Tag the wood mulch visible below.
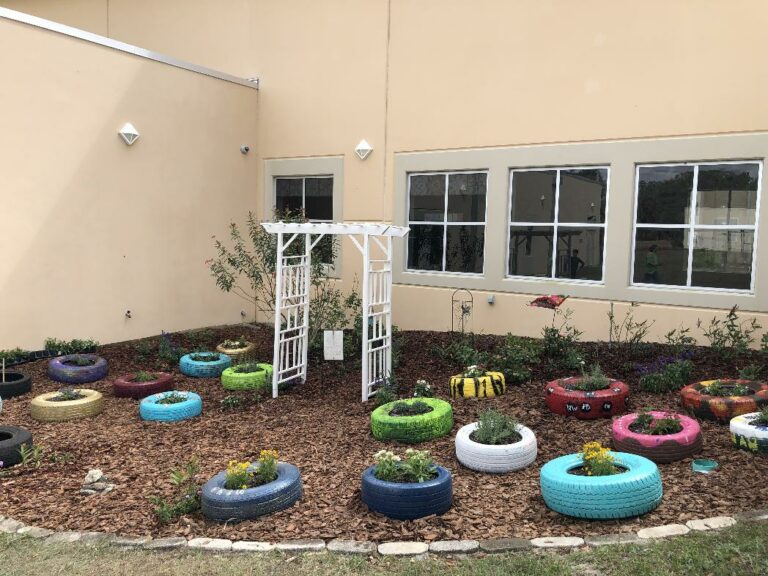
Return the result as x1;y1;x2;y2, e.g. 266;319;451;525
0;325;766;542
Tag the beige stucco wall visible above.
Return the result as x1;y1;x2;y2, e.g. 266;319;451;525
3;0;768;344
0;16;258;349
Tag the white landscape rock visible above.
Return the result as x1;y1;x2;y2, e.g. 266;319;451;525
686;517;737;531
637;524;690;539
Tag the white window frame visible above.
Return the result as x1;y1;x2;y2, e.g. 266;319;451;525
630;160;762;294
274;175;334;225
506;166;610;284
405;170;489;276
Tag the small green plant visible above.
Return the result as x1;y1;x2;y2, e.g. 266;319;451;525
373;376;397;407
631;409;683;435
471;409;521;445
413;379;433;398
49;451;75;464
224;450;280;490
19;444;45;469
231;362;265;374
149;459;201;524
463;364;486;378
221;337;250;349
64;355;95;366
134;339;154;362
432;335;481;368
485;335;539;385
0;348;29;364
50;387;85;402
541;308;583;370
373;448;437;483
706;380;750;397
158;332;185;365
762;333;768;356
697;305;761;358
579;442;621;476
185;329;214;349
607;302;654;355
739;365;762;381
44;338;99;355
749;407;768;427
156;392;187;405
133;371;158;382
220;395;243;410
568;364;610;391
389;400;432;417
638;359;693;393
189;352;220;362
664;326;697;354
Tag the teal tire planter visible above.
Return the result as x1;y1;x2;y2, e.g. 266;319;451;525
370;398;453;443
540;451;662;519
179;353;231;378
221;363;273;391
140;391;202;422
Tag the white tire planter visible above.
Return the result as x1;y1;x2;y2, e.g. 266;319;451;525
730;412;768;454
455;422;537;473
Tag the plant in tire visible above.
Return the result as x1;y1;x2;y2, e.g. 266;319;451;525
730;407;768;454
612;409;702;463
455;409;538;473
224;450;279;489
361;449;452;520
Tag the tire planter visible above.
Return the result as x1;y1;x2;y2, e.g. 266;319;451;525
221;364;273;391
361;465;452;520
544;377;629;419
179;353;231;378
612;411;702;463
730;412;768;454
0;426;33;467
449;371;506;398
540;451;662;519
371;398;453;443
681;379;768;423
113;372;174;399
455;422;537;473
0;372;32;399
48;355;108;384
139;391;202;422
215;342;255;360
201;462;302;522
29;389;104;422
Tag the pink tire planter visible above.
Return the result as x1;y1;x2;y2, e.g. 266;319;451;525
612;411;702;463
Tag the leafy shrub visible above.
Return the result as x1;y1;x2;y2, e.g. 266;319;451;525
762;333;768;356
739;364;762;381
413;379;433;398
484;335;539;385
149;459;200;524
133;371;158;382
697;305;761;358
373;376;397;407
373;449;437;483
220;396;243;411
541;308;583;370
631;409;683;435
579;442;620;476
389;400;432;417
664;326;697;354
0;348;28;364
638;358;693;393
607;302;654;354
432;336;480;367
44;338;99;355
158;332;185;365
471;409;521;445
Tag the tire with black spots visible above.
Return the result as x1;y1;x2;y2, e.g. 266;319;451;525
544;377;629;419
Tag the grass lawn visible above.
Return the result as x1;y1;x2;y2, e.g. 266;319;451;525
0;522;766;576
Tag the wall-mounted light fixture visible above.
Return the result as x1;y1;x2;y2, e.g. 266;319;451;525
355;139;373;160
118;122;140;146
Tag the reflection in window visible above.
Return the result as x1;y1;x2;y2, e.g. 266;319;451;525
407;172;487;274
508;167;608;281
633;162;760;291
275;176;334;263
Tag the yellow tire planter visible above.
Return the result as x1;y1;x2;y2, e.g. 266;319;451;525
216;342;255;360
221;363;274;391
450;371;506;398
29;389;104;422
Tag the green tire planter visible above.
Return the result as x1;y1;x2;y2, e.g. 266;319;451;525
221;363;274;391
371;398;454;444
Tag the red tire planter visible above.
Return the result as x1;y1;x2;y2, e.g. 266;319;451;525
612;411;702;463
113;373;174;399
545;377;629;419
680;379;768;424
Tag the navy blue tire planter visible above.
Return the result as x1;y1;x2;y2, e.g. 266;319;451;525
360;465;453;520
179;353;231;378
540;452;662;519
201;462;303;522
139;391;202;422
48;355;108;384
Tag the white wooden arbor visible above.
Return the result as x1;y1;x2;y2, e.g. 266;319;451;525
261;222;410;401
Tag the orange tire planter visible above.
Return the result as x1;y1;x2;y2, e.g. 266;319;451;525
680;379;768;423
544;377;629;419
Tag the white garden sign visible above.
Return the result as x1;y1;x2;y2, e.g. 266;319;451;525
261;222;409;401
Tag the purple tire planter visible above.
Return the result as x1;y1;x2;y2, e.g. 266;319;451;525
47;355;108;384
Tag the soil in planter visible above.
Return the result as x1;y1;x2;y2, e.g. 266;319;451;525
388;401;433;417
568;465;629;476
189;353;220;363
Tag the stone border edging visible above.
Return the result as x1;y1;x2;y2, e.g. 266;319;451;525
0;510;764;557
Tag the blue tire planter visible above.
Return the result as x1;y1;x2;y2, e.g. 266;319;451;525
360;465;453;520
139;391;202;422
179;353;231;378
48;355;108;384
540;451;662;519
201;462;303;522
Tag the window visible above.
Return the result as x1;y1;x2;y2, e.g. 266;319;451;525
406;171;487;274
632;162;760;291
507;167;608;281
275;176;334;262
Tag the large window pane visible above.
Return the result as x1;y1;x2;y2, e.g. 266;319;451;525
275;178;303;214
554;227;604;281
445;225;484;273
632;228;688;286
558;169;608;223
508;226;553;277
407;224;443;271
510;170;556;222
304;177;333;220
696;164;759;226
691;230;754;290
409;174;445;222
447;173;486;222
637;165;693;224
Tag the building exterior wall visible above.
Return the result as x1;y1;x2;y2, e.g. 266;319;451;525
2;0;768;343
0;15;259;349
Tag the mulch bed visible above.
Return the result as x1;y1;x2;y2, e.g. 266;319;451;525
0;325;766;542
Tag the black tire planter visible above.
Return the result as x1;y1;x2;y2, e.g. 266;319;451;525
0;426;33;467
360;465;453;520
48;355;108;384
201;462;303;522
0;372;32;399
